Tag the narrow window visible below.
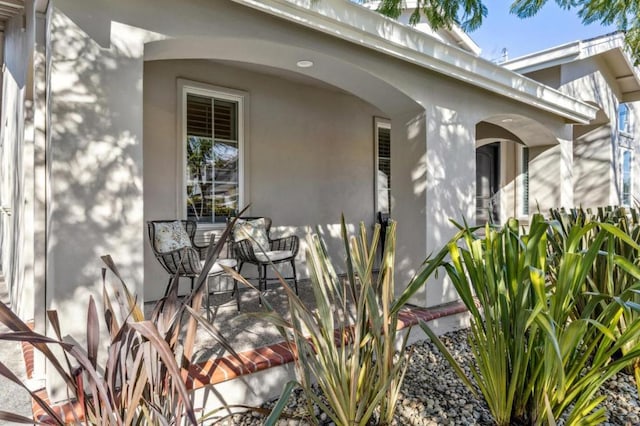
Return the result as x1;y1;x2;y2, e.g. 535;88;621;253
183;86;243;224
619;103;630;134
520;146;529;216
622;149;632;206
375;118;391;215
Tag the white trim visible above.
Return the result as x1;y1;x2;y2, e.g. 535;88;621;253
517;145;530;219
230;0;597;124
621;148;633;207
176;79;248;224
374;117;391;218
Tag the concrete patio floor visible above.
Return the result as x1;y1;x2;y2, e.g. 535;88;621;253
144;277;324;361
0;274;35;425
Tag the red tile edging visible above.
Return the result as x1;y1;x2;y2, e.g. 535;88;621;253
184;300;468;390
26;301;467;423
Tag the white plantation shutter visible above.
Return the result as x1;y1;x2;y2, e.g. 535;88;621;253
521;147;529;216
376;120;391;215
185;92;240;224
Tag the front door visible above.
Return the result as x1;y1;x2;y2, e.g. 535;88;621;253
476;143;500;224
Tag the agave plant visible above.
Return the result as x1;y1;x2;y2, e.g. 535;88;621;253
423;214;640;425
226;216;444;426
0;218;242;425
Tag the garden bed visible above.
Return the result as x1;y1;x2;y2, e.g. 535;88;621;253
220;329;640;426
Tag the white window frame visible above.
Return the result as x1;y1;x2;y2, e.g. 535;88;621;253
374;117;391;218
177;79;248;228
619;103;632;135
621;148;633;207
517;145;530;219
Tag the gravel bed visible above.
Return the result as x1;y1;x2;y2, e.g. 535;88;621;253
216;329;640;425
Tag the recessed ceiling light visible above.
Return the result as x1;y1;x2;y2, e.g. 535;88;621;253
296;60;314;68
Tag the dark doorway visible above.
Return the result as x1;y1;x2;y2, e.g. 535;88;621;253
476;142;500;224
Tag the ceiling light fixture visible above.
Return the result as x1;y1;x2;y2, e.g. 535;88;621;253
296;60;314;68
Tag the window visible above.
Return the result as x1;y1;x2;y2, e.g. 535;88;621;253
519;146;529;217
181;82;244;224
375;118;391;215
619;103;631;134
621;149;632;206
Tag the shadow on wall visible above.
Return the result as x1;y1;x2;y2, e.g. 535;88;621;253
566;72;618;206
47;11;144;339
419;105;475;305
573;125;613;208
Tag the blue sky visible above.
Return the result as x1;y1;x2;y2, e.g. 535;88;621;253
468;2;616;61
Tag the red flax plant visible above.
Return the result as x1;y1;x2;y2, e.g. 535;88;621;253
0;218;242;425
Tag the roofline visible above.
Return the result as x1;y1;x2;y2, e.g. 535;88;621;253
503;32;640;102
232;0;597;124
502;32;628;74
361;0;482;55
442;25;482;56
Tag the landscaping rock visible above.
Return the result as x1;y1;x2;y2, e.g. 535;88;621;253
221;330;640;425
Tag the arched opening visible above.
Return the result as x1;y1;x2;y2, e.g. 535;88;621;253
142;37;424;301
475;114;558;224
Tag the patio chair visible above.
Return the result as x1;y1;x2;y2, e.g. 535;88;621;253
147;219;240;311
377;211;390;261
229;216;299;294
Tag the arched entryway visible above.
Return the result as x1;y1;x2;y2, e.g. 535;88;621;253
475;114;559;225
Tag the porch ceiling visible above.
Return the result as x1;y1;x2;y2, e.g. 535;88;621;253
211;60;353;96
481;115;557;147
0;0;24;31
145;38;422;116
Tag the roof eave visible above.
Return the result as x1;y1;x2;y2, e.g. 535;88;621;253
231;0;597;124
504;32;640;104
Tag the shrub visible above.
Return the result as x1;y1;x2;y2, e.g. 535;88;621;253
229;217;442;426
0;221;241;425
425;214;640;425
548;206;640;389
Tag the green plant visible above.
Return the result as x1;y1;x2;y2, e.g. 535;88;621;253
228;217;442;425
0;220;242;425
548;206;640;390
425;214;640;425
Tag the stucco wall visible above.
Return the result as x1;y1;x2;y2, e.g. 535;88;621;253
521;57;626;209
573;125;614;208
143;59;384;301
46;0;576;317
560;59;620;206
46;6;161;345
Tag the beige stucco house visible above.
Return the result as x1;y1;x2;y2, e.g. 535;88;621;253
503;32;639;211
2;0;636;392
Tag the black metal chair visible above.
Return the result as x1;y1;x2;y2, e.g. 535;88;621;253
229;217;299;294
147;219;240;310
378;211;390;261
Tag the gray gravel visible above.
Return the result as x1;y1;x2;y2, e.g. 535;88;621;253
217;329;640;425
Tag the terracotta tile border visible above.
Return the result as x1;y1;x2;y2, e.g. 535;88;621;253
183;301;467;390
25;302;467;423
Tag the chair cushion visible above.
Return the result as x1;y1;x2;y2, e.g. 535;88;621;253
255;250;294;263
154;221;192;253
233;218;270;252
200;258;238;275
